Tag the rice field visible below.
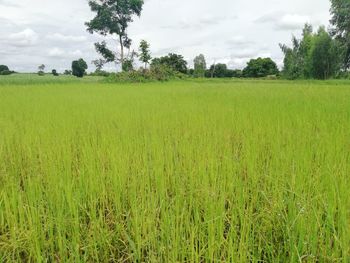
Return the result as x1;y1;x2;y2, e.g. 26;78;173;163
0;78;350;262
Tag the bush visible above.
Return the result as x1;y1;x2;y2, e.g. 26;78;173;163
105;65;187;83
38;71;45;76
64;70;72;75
90;70;111;77
52;69;59;76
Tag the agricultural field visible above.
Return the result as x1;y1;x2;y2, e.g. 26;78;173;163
0;76;350;262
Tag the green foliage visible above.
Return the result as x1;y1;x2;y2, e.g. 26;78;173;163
0;65;9;73
310;27;341;79
0;65;13;76
151;53;188;74
94;42;115;63
209;63;227;78
72;58;88;78
280;25;341;79
106;64;185;83
52;69;59;76
139;40;152;69
193;54;206;78
243;57;279;78
86;0;144;70
330;0;350;69
38;64;45;76
64;70;72;75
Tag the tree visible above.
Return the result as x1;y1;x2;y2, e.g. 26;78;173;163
193;54;206;78
209;63;228;78
310;27;340;79
280;24;341;79
86;0;144;71
151;53;187;73
52;69;59;76
38;64;45;76
64;70;72;75
139;40;151;69
243;58;279;78
92;58;107;72
0;65;9;73
72;59;88;78
330;0;350;69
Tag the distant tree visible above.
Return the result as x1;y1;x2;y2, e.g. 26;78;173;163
151;53;187;73
52;69;59;76
209;63;228;78
0;65;9;73
330;0;350;69
243;58;279;78
64;70;72;75
38;64;45;76
72;58;88;78
193;54;206;78
139;40;151;69
92;58;107;72
86;0;144;71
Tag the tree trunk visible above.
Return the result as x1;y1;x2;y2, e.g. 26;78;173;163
119;35;124;72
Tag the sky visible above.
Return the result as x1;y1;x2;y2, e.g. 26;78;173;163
0;0;331;72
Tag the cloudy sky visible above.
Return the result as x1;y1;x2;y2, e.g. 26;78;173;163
0;0;331;72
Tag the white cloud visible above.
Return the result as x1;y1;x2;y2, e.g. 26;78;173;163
7;28;38;46
277;14;310;30
48;47;65;57
46;33;87;43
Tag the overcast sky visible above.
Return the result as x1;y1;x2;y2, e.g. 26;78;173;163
0;0;331;72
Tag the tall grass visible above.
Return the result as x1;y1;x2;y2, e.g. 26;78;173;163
0;80;349;262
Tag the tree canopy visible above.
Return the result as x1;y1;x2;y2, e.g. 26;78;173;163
280;24;340;79
86;0;144;71
193;54;206;78
72;59;88;78
151;53;188;74
243;58;279;78
330;0;350;69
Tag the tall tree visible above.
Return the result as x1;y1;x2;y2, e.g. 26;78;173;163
330;0;350;69
86;0;144;71
139;40;151;69
193;54;206;78
310;27;340;79
280;24;341;79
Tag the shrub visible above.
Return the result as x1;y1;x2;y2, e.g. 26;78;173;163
0;70;13;75
90;70;111;77
105;65;187;83
38;71;45;76
52;69;59;76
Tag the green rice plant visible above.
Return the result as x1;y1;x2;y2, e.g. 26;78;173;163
0;79;349;262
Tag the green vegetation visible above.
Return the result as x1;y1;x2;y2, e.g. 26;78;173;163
0;78;349;262
280;25;341;79
86;0;144;71
0;65;14;75
72;59;88;78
